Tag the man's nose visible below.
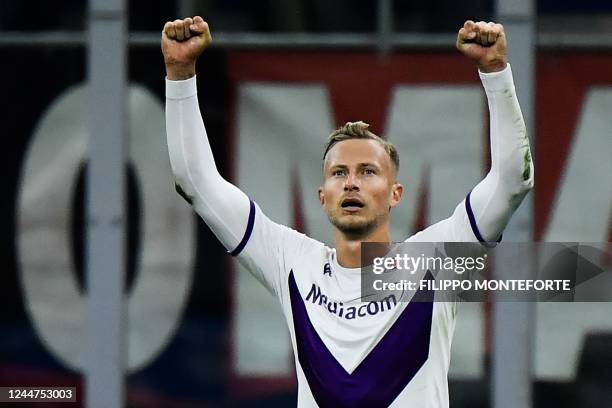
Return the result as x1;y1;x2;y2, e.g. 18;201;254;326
344;173;360;191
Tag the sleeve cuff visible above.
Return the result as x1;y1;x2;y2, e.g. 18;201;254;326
166;75;198;100
478;63;514;92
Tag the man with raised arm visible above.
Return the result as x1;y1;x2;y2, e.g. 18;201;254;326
163;16;533;408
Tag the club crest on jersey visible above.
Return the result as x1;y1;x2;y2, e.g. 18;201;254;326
323;263;332;277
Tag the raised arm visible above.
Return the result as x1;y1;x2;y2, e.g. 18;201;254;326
162;17;251;253
411;21;533;244
457;20;534;242
162;17;316;296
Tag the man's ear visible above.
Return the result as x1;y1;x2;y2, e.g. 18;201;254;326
390;183;404;208
318;186;325;206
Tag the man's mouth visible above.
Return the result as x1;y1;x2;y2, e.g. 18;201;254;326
341;197;365;212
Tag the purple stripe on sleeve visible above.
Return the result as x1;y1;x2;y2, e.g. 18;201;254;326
230;199;256;256
465;191;502;247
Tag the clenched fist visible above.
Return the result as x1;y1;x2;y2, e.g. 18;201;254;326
456;20;507;73
162;16;212;80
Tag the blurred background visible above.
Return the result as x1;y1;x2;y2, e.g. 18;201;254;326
1;0;611;407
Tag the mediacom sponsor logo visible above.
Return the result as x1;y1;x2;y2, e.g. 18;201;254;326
305;283;397;320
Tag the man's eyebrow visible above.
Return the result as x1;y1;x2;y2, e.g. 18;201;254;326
328;164;348;170
327;163;381;170
357;162;381;168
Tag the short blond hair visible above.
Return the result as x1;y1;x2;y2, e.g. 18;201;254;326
322;121;399;172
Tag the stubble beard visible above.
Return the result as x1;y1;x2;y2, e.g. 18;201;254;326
328;211;384;240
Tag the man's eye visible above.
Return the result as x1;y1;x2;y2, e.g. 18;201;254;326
332;170;346;176
364;168;376;175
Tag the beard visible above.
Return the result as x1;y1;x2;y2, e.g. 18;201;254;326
327;210;385;240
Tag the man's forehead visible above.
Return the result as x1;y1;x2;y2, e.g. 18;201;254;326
324;139;389;168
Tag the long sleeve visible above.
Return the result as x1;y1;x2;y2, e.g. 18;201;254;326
166;75;318;297
469;63;534;241
166;75;251;253
408;64;534;244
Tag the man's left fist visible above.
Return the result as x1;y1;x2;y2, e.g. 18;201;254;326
456;20;507;73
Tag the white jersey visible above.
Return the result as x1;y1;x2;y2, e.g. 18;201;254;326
232;193;485;408
165;64;534;408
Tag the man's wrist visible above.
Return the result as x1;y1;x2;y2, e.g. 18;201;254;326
165;61;196;80
477;59;508;73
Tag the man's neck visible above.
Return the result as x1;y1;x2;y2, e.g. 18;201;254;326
334;225;390;268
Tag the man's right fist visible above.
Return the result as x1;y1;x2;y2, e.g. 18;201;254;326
162;16;212;80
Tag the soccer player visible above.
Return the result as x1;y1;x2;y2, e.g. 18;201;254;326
162;16;533;408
